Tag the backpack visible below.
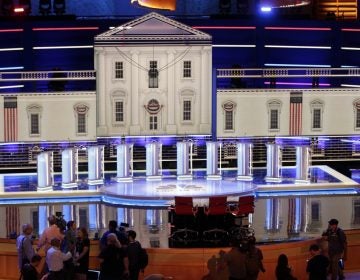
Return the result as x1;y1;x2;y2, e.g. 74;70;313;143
139;247;148;270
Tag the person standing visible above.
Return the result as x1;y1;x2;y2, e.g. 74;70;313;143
46;238;72;280
275;254;297;280
74;227;90;280
62;220;76;254
100;220;128;250
127;230;145;280
21;254;42;280
246;236;266;280
62;221;77;280
322;218;347;280
224;238;247;280
16;223;35;271
98;233;129;280
37;215;64;254
306;244;329;280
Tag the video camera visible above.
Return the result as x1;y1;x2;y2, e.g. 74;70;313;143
55;212;67;232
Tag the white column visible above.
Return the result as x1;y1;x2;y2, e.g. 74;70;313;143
96;49;107;135
200;47;211;133
62;205;74;222
37;152;54;191
38;205;49;235
88;146;104;184
166;50;176;133
130;51;140;135
88;204;99;231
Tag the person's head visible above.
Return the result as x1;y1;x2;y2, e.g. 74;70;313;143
50;238;61;248
248;236;256;246
277;254;289;267
106;233;120;248
22;224;33;235
309;244;321;256
67;220;76;230
108;220;117;231
48;215;57;226
77;227;88;240
127;230;137;241
328;218;339;231
30;254;41;267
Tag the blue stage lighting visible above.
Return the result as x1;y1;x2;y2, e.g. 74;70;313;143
260;6;272;12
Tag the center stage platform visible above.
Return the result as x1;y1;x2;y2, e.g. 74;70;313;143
0;165;358;207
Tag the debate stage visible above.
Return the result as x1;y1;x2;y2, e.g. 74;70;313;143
0;165;358;207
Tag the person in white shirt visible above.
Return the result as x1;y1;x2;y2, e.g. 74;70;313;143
45;238;72;280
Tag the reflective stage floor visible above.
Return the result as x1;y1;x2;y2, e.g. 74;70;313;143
0;165;358;207
0;165;359;244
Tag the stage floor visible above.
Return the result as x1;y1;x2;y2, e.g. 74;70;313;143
0;165;358;207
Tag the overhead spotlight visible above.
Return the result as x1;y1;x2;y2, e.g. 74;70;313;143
39;0;51;16
131;0;176;11
53;0;65;16
261;6;272;12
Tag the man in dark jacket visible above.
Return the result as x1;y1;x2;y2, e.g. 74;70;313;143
322;219;347;280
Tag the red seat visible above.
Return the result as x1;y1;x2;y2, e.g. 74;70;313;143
230;195;255;216
174;196;197;216
205;196;228;216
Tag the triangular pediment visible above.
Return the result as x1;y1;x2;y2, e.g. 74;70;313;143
95;12;212;46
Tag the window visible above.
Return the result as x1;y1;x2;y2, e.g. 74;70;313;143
183;61;191;78
353;100;360;129
267;100;281;131
150;115;158;130
27;105;42;137
222;101;236;131
31;210;39;237
78;114;86;133
74;103;89;135
115;61;123;79
310;100;323;130
79;208;88;229
313;109;321;129
115;101;124;122
183;100;191;121
356;108;360;128
311;201;320;222
149;60;158;88
30;114;40;135
270;109;279;130
352;199;360;225
145;99;162;131
225;111;233;130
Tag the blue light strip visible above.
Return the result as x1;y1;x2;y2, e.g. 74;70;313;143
264;63;331;68
0;66;24;71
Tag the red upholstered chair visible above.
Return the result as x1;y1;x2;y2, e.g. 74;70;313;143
205;196;228;216
174;196;197;216
230;195;255;216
